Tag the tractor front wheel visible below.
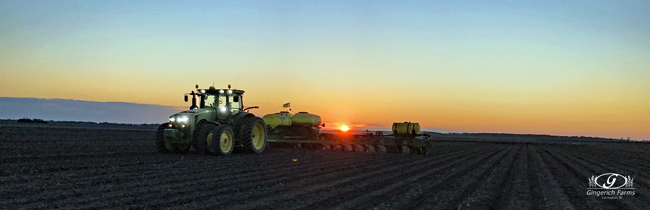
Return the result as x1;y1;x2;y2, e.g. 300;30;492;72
240;117;268;154
155;123;172;153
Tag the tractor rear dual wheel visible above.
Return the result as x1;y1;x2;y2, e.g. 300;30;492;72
207;125;235;156
194;123;236;156
239;117;268;154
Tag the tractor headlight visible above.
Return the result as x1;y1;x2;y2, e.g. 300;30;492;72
227;90;232;94
219;107;227;112
169;117;175;122
200;89;205;94
177;115;190;123
219;90;224;94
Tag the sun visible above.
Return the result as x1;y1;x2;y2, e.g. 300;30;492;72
341;125;349;132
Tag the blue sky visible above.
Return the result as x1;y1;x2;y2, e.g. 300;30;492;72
1;1;649;139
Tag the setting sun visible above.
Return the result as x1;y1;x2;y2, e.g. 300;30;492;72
341;125;349;132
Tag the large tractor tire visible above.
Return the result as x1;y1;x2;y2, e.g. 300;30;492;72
240;117;268;154
155;123;171;153
193;123;217;155
208;125;235;156
156;123;181;153
156;123;188;154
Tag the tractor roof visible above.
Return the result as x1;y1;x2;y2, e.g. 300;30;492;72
202;86;245;95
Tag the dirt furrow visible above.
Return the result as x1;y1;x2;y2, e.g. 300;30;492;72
562;145;650;187
0;151;154;163
457;144;521;209
323;145;509;210
199;147;485;210
17;151;403;208
523;144;544;209
528;145;575;210
49;151;421;209
299;145;503;210
537;146;616;210
543;146;650;208
150;151;472;209
497;144;535;209
151;146;476;209
3;125;648;209
407;146;515;210
572;145;650;175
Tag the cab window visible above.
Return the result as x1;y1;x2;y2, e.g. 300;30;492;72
204;95;217;107
218;95;227;108
230;94;242;112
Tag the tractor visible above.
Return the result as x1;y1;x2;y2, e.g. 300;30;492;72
155;84;267;155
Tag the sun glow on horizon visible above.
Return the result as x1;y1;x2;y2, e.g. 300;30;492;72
0;1;648;140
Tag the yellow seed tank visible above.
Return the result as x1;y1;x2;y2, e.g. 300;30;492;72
392;122;420;135
291;112;322;127
262;111;293;128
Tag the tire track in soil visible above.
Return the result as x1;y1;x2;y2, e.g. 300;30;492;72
196;147;488;210
528;145;574;210
140;148;477;209
537;146;615;210
542;146;650;208
319;145;509;210
292;144;498;209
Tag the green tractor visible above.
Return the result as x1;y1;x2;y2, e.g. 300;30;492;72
155;84;268;155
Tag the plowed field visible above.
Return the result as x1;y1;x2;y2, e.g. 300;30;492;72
1;125;649;209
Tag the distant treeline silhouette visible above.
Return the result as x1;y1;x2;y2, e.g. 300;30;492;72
425;131;644;143
17;118;48;124
1;119;159;129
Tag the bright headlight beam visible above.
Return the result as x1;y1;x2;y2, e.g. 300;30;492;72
177;116;189;123
169;117;175;122
220;107;227;112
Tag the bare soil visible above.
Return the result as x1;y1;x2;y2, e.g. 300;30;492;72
1;125;648;209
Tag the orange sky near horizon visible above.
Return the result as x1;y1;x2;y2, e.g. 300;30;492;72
3;73;647;140
1;1;649;140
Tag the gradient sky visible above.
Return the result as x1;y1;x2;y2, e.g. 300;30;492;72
1;0;649;139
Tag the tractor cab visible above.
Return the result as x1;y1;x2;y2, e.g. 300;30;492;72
184;85;258;121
